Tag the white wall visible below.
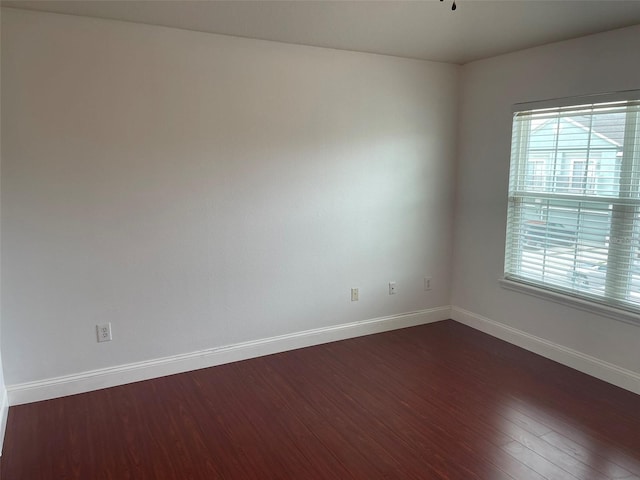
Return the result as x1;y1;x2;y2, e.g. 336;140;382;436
1;8;458;389
452;25;640;379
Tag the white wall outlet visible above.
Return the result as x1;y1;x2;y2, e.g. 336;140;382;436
389;281;397;295
424;276;432;291
351;288;359;302
96;322;112;343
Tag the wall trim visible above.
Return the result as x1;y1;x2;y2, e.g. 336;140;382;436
7;305;638;406
451;306;640;396
0;387;8;456
8;306;451;405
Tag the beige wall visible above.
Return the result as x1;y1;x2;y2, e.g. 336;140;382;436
0;3;8;455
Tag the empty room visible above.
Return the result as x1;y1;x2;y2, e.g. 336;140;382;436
1;0;640;478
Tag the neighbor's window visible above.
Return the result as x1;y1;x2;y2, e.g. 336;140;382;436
504;92;640;314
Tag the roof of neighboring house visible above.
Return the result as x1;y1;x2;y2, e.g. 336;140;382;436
580;113;626;146
532;114;625;148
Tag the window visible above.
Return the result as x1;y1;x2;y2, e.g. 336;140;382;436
525;157;547;190
504;92;640;315
571;159;588;190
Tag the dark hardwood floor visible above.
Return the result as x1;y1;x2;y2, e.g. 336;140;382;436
2;319;640;479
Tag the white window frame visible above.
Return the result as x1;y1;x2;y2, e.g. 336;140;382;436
569;158;591;192
503;91;640;324
526;157;547;191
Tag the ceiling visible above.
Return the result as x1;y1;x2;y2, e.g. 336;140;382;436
3;0;640;64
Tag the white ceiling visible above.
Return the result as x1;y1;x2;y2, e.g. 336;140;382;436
3;0;640;64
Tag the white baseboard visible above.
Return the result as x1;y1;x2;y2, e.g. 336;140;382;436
8;306;451;406
451;306;640;396
0;387;8;456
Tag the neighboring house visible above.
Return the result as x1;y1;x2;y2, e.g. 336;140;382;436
526;115;622;196
520;114;624;245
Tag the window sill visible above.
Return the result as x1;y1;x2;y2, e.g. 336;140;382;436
499;278;640;327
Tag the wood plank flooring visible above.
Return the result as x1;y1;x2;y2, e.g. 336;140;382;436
2;320;640;479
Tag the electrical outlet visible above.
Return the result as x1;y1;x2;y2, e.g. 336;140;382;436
424;276;432;291
351;288;359;302
96;322;112;343
389;281;397;295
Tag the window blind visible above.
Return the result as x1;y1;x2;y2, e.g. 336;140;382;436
504;95;640;314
